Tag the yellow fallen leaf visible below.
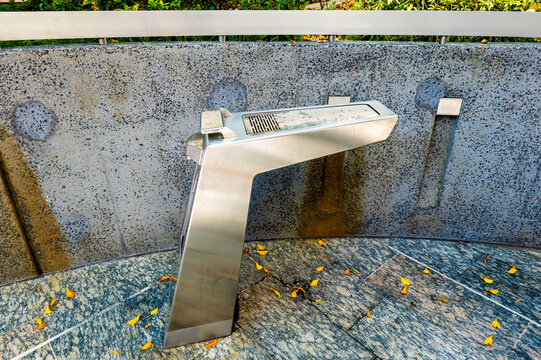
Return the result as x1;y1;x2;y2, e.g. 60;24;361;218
366;310;371;317
44;305;54;314
353;269;361;275
257;249;268;255
142;42;150;45
35;323;47;330
127;313;141;325
290;40;296;44
315;266;324;271
140;340;152;351
257;242;266;251
66;288;76;298
157;276;171;283
111;350;119;354
492;319;500;329
480;276;494;284
145;323;151;330
151;308;158;315
400;277;411;286
515;299;520;303
35;318;43;325
400;285;408;295
318;240;327;247
315;299;321;302
485;288;499;295
437;298;449;303
203;338;218;349
481;39;488;44
310;279;319;287
484;256;491;264
263;268;270;275
484;336;493;346
293;286;305;294
423;268;430;274
291;289;298;298
171;277;177;282
344;268;350;275
254;261;263;270
507;266;517;274
50;299;58;308
269;288;280;297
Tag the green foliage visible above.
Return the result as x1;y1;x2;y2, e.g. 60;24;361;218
350;0;537;11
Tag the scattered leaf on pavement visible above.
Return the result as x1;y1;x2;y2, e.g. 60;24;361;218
141;341;152;351
400;277;411;286
437;298;449;303
145;323;151;330
480;276;494;284
111;350;118;354
344;268;350;275
507;266;517;274
257;242;266;251
492;319;501;329
366;310;371;317
127;313;141;325
310;279;319;287
485;288;499;295
151;308;158;315
203;338;218;349
269;288;281;297
291;290;298;298
318;240;327;247
423;268;430;274
66;288;76;298
157;276;171;283
484;256;491;264
315;266;324;271
484;336;493;346
257;250;268;255
400;285;408;295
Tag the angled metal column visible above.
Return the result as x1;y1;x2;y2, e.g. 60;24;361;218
165;101;398;348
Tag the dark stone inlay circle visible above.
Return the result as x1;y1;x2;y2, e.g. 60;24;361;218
13;101;56;141
208;80;247;113
416;78;446;113
63;216;90;244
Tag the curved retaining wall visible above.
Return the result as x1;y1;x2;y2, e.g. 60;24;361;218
0;42;539;280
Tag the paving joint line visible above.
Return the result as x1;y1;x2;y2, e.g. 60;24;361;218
385;245;541;328
364;253;399;281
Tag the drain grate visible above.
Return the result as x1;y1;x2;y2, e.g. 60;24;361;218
243;113;280;134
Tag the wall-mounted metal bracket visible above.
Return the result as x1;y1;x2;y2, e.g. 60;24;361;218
436;98;463;116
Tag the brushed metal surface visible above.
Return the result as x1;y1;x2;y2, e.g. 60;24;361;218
165;101;398;348
1;11;540;41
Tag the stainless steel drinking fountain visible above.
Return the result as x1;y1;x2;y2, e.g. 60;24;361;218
165;101;398;348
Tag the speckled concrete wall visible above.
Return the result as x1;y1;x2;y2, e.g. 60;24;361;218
0;42;539;275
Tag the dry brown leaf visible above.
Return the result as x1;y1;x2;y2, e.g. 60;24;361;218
423;268;430;274
157;276;171;283
310;279;319;287
257;249;268;255
318;240;327;248
145;323;151;330
269;288;281;297
366;310;371;317
203;338;218;349
257;242;266;251
484;336;493;346
437;298;449;303
111;350;119;355
151;308;158;315
484;256;491;264
127;313;141;325
492;319;501;329
507;266;517;274
141;340;152;351
400;277;411;286
315;266;324;271
485;288;499;295
66;288;76;298
291;290;298;298
400;285;408;295
344;268;350;275
315;299;321;302
480;276;494;284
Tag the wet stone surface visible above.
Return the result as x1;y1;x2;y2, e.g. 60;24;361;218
0;238;538;359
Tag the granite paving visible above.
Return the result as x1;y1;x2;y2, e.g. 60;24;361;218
0;238;539;360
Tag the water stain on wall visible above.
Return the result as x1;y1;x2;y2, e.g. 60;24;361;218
0;126;71;274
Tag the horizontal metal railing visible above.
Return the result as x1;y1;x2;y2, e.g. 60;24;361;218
0;10;540;41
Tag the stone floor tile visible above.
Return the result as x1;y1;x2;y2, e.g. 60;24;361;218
100;250;180;301
305;263;385;330
365;254;530;360
383;237;483;278
506;323;541;360
49;303;164;360
459;256;540;323
350;297;481;360
237;276;377;360
162;324;271;360
239;251;267;292
124;282;173;321
22;343;57;360
244;239;338;286
467;243;541;274
23;263;123;337
0;280;37;335
0;321;48;360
